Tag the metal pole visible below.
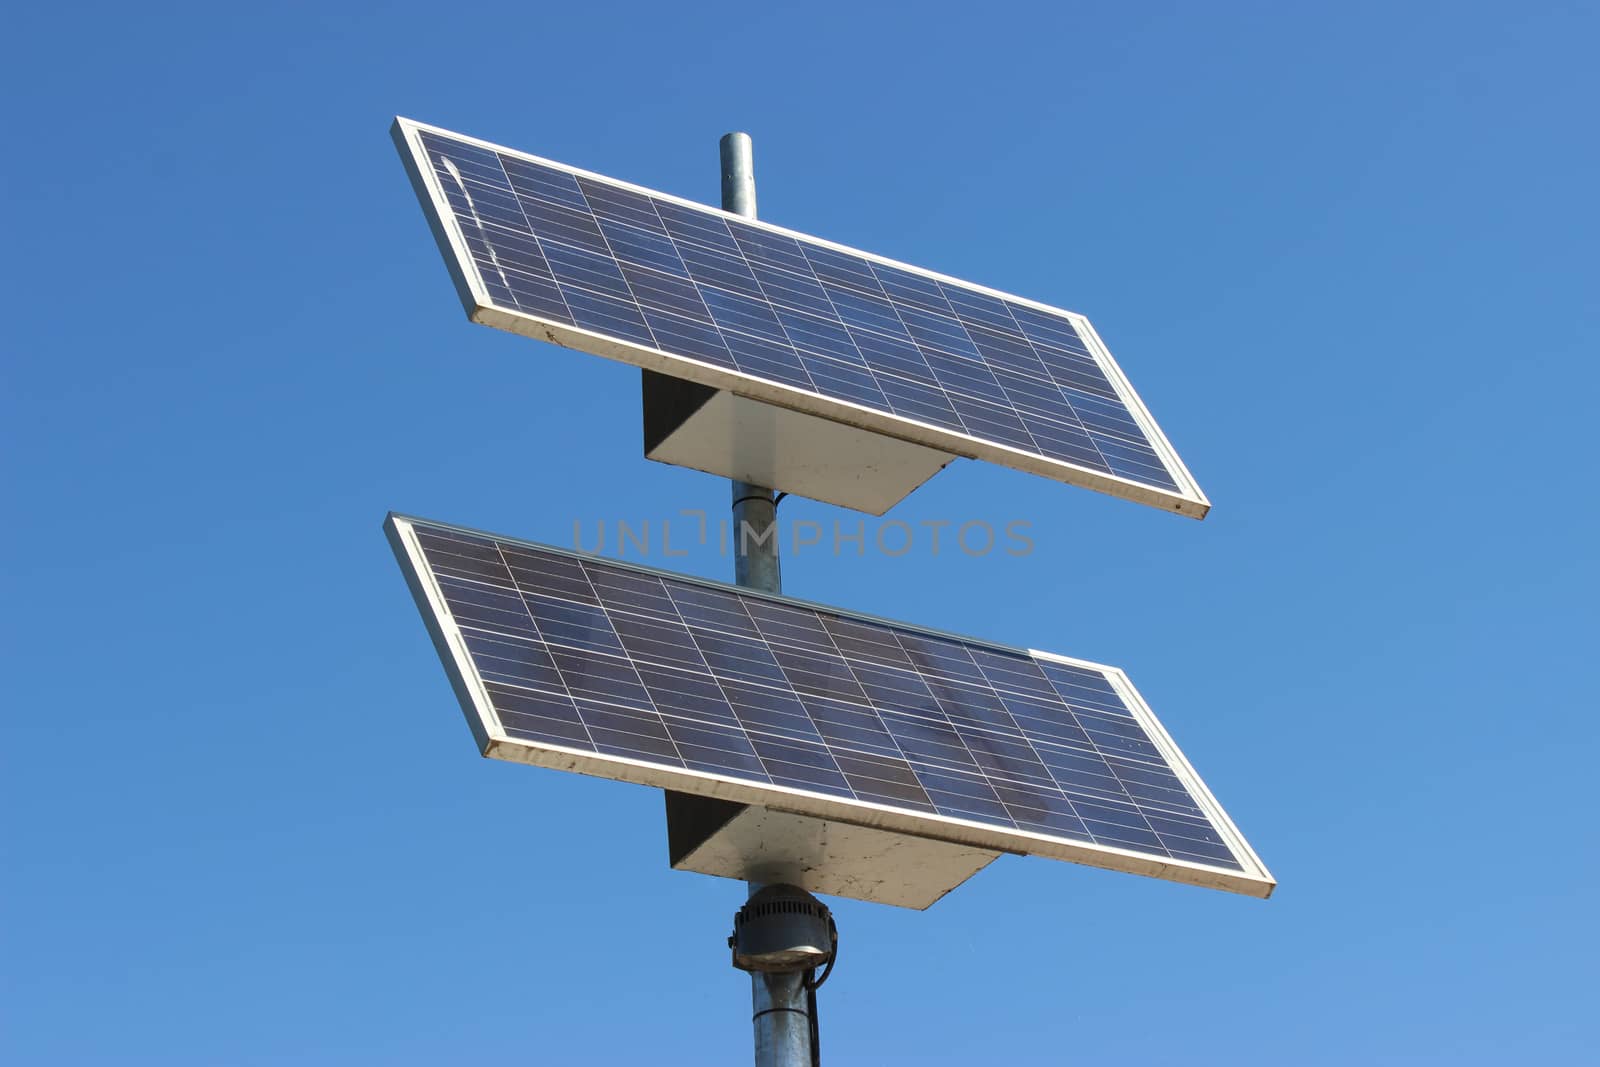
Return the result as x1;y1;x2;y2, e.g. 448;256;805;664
721;130;810;1067
751;970;810;1067
721;132;783;599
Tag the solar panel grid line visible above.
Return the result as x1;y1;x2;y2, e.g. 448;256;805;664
387;514;1272;896
392;118;1210;517
477;581;1108;794
844;654;1087;827
423;537;1062;792
487;537;696;771
432;543;1203;831
508;547;842;788
757;603;1001;818
489;192;1113;476
432;524;1203;844
620;565;836;787
1056;648;1275;880
428;536;1166;830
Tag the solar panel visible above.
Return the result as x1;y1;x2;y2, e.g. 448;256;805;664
387;513;1272;897
392;118;1210;519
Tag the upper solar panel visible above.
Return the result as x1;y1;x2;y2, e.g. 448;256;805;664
387;513;1272;897
392;118;1210;518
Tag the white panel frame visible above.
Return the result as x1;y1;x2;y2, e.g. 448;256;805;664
386;513;1273;898
392;118;1211;519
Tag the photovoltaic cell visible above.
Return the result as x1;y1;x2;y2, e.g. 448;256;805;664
393;118;1209;518
387;514;1272;896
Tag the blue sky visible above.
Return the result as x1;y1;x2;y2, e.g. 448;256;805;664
4;2;1596;1064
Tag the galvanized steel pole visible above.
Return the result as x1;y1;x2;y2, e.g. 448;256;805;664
721;130;810;1067
721;132;783;598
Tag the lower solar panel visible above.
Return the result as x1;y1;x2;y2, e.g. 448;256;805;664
386;513;1273;899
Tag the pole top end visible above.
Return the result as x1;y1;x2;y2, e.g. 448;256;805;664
719;133;757;217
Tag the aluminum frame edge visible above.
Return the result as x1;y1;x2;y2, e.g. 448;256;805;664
384;512;504;756
391;118;486;319
386;512;1273;899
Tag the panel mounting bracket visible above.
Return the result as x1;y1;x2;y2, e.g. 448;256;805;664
642;370;956;515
